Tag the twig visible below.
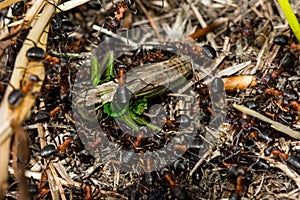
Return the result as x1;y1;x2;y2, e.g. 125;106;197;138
0;22;22;41
23;0;45;30
12;124;30;200
49;164;67;200
0;0;22;10
212;0;238;8
251;34;268;74
16;168;128;199
92;25;137;47
190;3;217;48
46;168;60;200
188;18;227;40
57;0;91;12
37;123;46;148
135;0;162;41
52;162;75;185
264;39;280;67
132;11;177;26
253;174;265;197
258;154;300;193
217;61;252;77
189;146;212;177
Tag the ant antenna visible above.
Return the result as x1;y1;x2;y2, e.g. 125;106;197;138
44;0;63;13
6;82;16;90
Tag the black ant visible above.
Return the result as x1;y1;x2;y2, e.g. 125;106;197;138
274;34;289;47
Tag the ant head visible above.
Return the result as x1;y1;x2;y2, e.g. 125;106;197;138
11;1;26;17
24;38;46;61
8;89;24;107
28;74;41;82
125;0;135;7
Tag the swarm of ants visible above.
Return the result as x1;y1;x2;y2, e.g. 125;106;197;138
0;0;300;199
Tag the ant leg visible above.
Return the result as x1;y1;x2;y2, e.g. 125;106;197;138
44;0;62;12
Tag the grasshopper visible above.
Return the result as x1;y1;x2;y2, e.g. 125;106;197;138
75;51;213;131
78;55;208;107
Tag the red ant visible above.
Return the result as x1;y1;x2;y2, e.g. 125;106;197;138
161;168;178;189
160;168;189;199
265;147;300;170
36;171;50;199
223;161;249;199
83;181;92;200
40;137;73;158
49;106;62;117
8;74;41;108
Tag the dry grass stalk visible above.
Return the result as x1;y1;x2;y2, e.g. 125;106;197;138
136;0;162;41
233;104;300;139
0;0;22;10
190;3;217;47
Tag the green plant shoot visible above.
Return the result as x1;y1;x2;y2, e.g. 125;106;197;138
278;0;300;41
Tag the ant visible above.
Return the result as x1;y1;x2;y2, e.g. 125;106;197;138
33;106;62;123
262;53;296;83
50;13;74;41
49;106;62;117
240;18;255;42
83;180;93;200
25;40;70;99
161;168;176;188
8;74;40;108
263;88;282;96
26;46;46;61
26;47;61;66
290;101;300;113
23;38;47;61
265;147;300;170
34;110;50;123
222;161;250;200
160;168;189;199
90;136;103;149
133;130;144;149
274;34;289;47
107;0;137;32
114;65;130;106
227;17;256;44
36;171;50;199
40;137;73;158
